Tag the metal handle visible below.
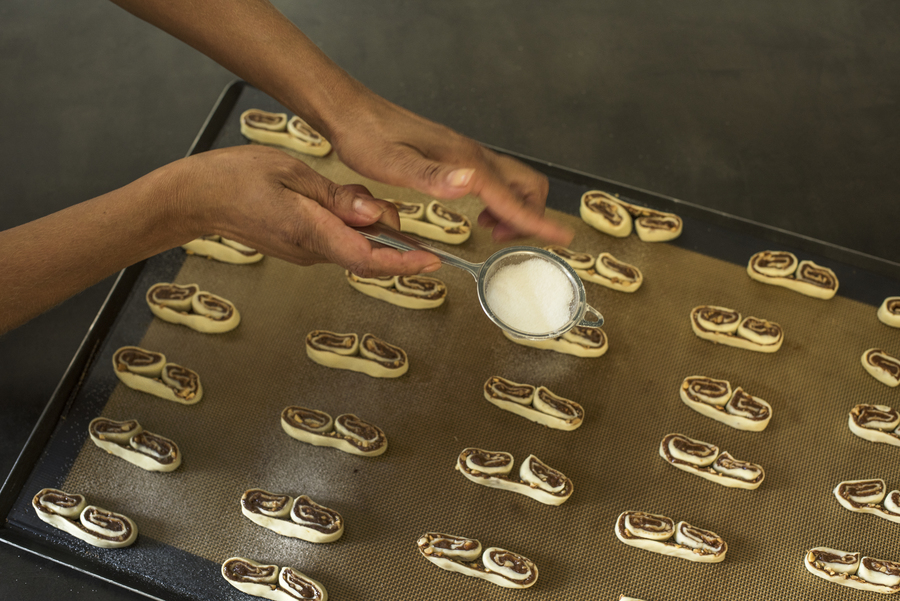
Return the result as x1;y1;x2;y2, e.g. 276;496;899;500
354;222;483;280
577;303;604;328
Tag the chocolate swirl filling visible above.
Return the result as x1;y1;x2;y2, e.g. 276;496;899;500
147;283;198;307
162;365;201;400
359;334;405;368
114;347;164;372
852;404;900;431
583;192;625;225
676;522;726;554
726;388;770;420
34;490;85;516
836;479;885;507
307;331;358;355
335;414;383;446
193;293;234;320
281;406;333;433
280;567;326;600
484;549;537;583
465;449;513;474
242;489;291;517
534;387;581;419
291;496;342;534
394;275;446;299
597;254;639;279
485;376;535;404
562;325;606;347
683;376;731;406
796;260;838;290
131;431;177;463
636;213;680;232
223;557;277;584
80;507;134;542
243;110;286;130
693;306;741;332
624;512;675;539
751;250;798;276
865;349;900;380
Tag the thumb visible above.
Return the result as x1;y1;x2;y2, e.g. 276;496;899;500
321;184;402;230
403;156;476;200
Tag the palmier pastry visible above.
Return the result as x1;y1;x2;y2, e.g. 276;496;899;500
146;283;240;333
222;556;328;601
747;251;838;299
545;246;643;292
182;234;264;264
861;348;900;387
32;488;137;548
305;330;408;378
616;199;683;242
503;325;609;358
454;448;573;505
833;479;900;524
878;297;900;328
88;417;181;472
239;108;332;157
416;532;538;589
240;489;343;543
281;406;387;456
580;190;633;237
483;376;584;431
387;198;471;244
805;547;900;594
848;404;900;447
659;433;765;489
345;272;447;309
690;305;783;353
614;511;726;563
112;346;202;404
679;376;772;431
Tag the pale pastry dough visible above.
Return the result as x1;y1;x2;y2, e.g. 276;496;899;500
805;547;900;594
690;305;783;352
680;376;772;431
878;297;900;328
222;557;329;601
182;235;264;264
240;108;332;157
503;325;608;357
306;330;408;378
659;433;765;489
545;246;643;292
454;447;573;505
88;417;181;472
833;479;900;524
747;251;838;299
281;406;387;456
240;489;344;543
861;348;900;387
345;271;447;309
416;532;538;589
614;511;726;563
32;488;138;548
146;282;240;333
112;346;202;404
483;376;584;430
848;404;900;447
387;199;471;244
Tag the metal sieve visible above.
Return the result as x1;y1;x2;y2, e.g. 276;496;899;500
355;222;603;340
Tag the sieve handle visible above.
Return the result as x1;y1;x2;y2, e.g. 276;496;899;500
576;303;604;329
354;222;482;279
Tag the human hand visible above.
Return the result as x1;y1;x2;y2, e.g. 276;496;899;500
172;145;441;277
327;91;574;246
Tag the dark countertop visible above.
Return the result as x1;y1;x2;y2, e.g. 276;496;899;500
1;1;898;599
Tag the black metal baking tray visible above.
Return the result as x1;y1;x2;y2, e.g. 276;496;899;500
1;80;898;601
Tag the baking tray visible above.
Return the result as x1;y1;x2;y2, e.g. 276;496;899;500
2;80;899;601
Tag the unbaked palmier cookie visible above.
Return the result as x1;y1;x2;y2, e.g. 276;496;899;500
182;234;264;264
659;433;765;489
878;297;900;328
387;198;471;244
483;376;584;431
861;348;900;387
454;448;573;505
503;325;609;357
833;479;900;524
617;199;683;242
306;330;408;378
416;532;538;589
112;346;202;404
690;305;783;353
345;271;447;309
545;246;643;292
679;376;772;431
89;417;181;472
240;108;332;157
614;511;727;563
747;251;838;299
240;489;343;543
804;547;900;594
222;556;328;601
146;283;240;333
32;488;138;548
848;404;900;447
281;406;387;456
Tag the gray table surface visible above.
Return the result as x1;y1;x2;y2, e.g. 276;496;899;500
1;1;898;599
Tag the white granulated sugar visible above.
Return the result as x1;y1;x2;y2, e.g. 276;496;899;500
484;258;574;334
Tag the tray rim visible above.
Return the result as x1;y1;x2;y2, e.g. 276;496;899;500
1;78;897;601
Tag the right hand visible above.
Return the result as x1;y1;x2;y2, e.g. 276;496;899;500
170;145;441;277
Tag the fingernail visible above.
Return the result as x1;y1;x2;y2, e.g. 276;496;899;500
420;262;441;274
353;196;384;220
446;168;474;188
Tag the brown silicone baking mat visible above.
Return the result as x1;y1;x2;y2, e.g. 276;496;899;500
4;82;900;601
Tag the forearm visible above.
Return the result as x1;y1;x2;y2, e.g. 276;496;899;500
0;166;190;334
106;0;363;138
